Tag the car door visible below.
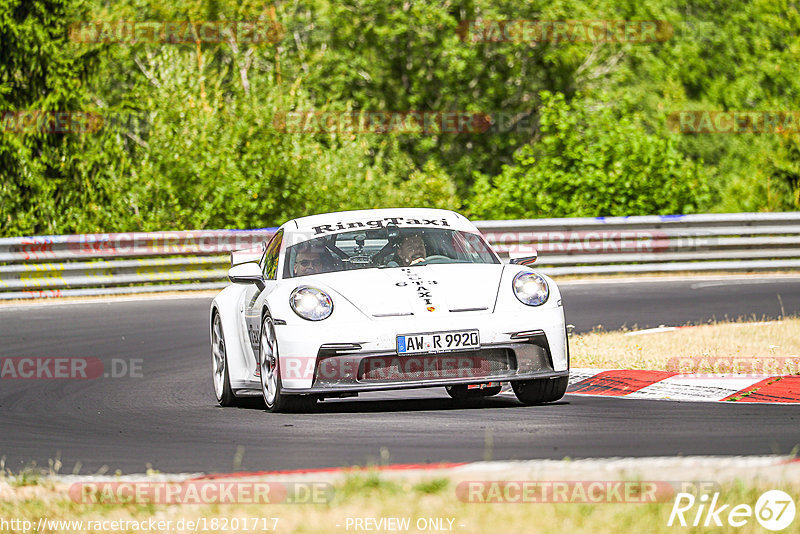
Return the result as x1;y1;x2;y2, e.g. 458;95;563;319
244;229;283;366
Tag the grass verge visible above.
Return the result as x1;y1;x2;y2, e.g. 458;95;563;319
1;469;798;533
571;317;800;373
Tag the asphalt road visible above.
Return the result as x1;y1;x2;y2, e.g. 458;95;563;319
1;275;799;474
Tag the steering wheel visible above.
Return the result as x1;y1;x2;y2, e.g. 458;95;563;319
413;255;450;265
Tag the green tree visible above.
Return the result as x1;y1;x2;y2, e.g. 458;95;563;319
469;92;710;219
0;0;109;235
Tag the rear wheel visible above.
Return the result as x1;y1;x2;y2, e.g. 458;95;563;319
511;376;568;405
212;312;244;407
260;315;316;413
445;384;502;399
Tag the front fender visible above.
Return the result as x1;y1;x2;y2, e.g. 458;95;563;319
210;284;254;391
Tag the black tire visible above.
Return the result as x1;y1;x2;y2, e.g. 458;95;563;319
260;315;316;413
511;376;568;405
211;312;245;407
445;384;502;399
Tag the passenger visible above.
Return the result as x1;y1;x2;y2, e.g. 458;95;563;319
293;244;332;276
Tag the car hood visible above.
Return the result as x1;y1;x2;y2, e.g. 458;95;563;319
316;264;504;317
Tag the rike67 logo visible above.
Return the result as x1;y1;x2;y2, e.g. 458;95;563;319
668;490;796;531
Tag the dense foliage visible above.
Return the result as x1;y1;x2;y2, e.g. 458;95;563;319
470;92;711;218
1;0;798;235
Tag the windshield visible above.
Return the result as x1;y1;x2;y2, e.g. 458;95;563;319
283;227;499;278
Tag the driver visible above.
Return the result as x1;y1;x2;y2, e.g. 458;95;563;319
396;234;427;266
293;243;332;276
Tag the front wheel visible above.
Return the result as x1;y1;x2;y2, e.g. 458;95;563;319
260;315;316;413
511;376;568;405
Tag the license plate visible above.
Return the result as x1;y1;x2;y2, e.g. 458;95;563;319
396;330;480;355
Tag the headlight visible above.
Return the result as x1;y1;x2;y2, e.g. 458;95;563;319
290;286;333;321
512;271;549;306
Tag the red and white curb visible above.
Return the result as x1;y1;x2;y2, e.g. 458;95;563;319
187;456;800;484
559;368;800;403
22;456;798;485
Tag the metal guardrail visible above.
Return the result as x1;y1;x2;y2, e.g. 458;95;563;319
0;230;274;299
1;213;799;299
475;212;800;275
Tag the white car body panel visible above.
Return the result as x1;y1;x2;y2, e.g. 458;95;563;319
210;208;568;400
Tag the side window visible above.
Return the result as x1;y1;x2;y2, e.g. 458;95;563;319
461;232;501;264
262;230;283;280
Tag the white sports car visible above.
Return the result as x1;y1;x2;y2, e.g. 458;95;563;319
210;208;569;412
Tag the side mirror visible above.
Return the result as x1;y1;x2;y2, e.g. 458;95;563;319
509;251;538;266
228;262;265;290
231;247;263;267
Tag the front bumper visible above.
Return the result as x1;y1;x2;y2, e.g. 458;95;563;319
284;371;569;395
282;334;565;395
273;306;568;395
